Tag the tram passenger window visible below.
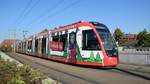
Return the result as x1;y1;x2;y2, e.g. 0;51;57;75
82;30;100;50
53;36;59;41
52;34;67;51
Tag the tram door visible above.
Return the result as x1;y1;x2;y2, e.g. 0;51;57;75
41;37;47;55
35;39;38;54
68;32;76;64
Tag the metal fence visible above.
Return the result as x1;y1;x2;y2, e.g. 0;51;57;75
119;47;150;65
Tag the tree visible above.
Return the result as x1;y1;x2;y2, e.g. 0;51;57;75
41;28;48;33
114;28;124;45
137;29;147;40
143;33;150;46
136;29;150;47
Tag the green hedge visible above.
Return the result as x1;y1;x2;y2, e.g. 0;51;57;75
0;59;45;84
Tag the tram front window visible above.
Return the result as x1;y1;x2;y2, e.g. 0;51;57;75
82;30;100;50
97;29;118;56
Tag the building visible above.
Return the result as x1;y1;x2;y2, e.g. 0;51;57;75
123;33;137;41
121;33;138;47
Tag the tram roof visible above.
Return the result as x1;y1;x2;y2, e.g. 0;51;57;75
49;21;99;32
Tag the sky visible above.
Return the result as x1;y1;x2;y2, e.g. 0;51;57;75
0;0;150;42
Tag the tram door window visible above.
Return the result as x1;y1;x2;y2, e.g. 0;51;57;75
82;30;100;50
42;38;46;54
21;43;23;51
60;34;67;50
23;42;26;52
35;39;38;54
28;41;32;52
18;43;21;51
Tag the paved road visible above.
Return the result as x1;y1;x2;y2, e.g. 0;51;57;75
7;52;150;84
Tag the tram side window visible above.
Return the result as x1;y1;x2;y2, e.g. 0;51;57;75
82;30;100;50
52;34;67;51
53;36;59;42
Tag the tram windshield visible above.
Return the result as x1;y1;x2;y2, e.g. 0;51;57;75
90;22;118;56
97;28;118;56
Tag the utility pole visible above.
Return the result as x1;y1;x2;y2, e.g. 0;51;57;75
22;30;28;53
14;29;16;52
8;29;16;52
